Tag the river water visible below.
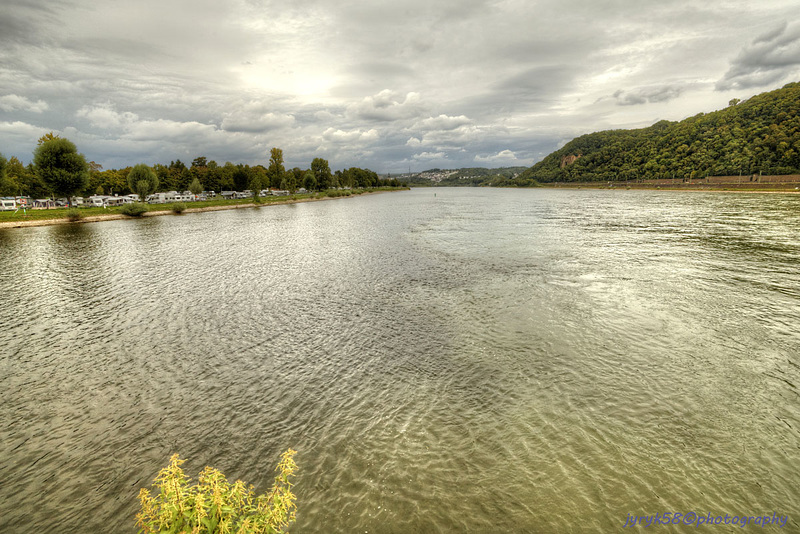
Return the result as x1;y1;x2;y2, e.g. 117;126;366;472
1;188;799;532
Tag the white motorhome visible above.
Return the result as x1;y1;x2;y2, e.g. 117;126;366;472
87;195;107;207
0;198;17;211
104;196;127;207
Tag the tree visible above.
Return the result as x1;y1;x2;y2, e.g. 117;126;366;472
127;164;159;202
248;172;262;201
37;132;60;145
303;170;316;191
267;148;285;189
6;157;43;197
311;157;331;190
188;176;203;198
33;137;89;205
233;164;251;191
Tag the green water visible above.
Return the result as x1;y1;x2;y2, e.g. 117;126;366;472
1;188;798;532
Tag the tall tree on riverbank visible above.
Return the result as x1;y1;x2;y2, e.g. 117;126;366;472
267;148;285;189
311;157;332;190
33;136;89;206
127;164;159;202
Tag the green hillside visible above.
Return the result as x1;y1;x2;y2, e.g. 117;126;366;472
520;82;800;184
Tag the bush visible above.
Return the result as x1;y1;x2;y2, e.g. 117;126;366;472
137;449;298;534
65;208;82;222
120;202;148;217
172;202;187;214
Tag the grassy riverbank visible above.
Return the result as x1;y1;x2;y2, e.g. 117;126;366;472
0;187;407;228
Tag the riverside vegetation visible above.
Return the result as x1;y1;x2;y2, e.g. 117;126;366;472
0;187;407;225
0;138;407;224
0;140;407;210
137;450;298;534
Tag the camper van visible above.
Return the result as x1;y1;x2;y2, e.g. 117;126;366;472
87;195;107;207
0;198;17;211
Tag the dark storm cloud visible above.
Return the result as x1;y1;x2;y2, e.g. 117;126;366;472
612;85;684;106
495;66;575;96
716;22;800;91
0;0;62;46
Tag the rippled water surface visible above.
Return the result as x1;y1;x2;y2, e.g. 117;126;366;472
1;188;799;532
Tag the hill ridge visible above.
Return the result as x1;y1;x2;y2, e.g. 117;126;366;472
519;82;800;184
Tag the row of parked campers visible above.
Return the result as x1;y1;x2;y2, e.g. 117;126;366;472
1;192;210;210
146;191;214;204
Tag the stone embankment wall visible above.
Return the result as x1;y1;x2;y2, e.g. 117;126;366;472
635;175;800;185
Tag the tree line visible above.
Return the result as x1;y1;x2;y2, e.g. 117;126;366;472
519;81;800;184
0;138;404;202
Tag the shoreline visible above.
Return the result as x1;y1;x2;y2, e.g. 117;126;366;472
0;190;394;230
541;184;800;194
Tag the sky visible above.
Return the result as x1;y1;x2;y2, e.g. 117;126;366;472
1;0;800;173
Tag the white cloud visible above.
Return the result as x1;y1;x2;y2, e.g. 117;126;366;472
322;127;379;144
76;104;138;129
412;151;446;161
0;94;49;113
0;120;47;137
416;114;473;131
348;90;424;121
474;149;518;163
124;119;220;143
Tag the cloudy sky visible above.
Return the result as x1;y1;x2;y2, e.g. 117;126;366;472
2;0;799;173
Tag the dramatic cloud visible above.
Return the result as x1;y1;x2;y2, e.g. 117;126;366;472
716;22;800;91
612;86;685;106
347;90;425;122
1;0;798;171
0;95;49;113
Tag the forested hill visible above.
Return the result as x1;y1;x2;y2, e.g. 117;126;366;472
519;82;800;184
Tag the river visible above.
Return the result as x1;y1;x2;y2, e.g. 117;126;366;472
1;188;798;532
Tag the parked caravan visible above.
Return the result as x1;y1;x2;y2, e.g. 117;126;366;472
87;195;107;207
